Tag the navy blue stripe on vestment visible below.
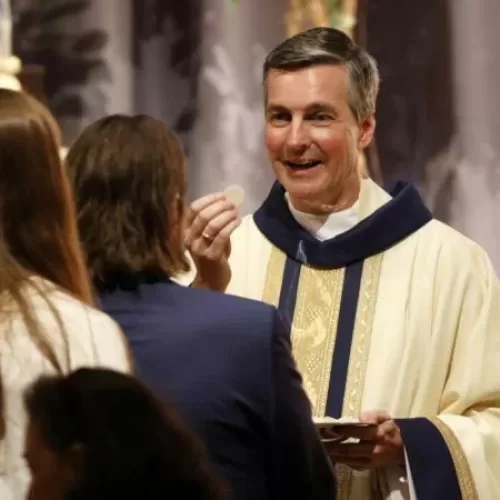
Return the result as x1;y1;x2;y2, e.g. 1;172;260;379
277;257;301;330
325;260;364;417
397;418;463;499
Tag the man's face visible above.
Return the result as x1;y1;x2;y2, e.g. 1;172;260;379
265;64;374;213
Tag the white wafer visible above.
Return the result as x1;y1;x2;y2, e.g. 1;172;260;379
224;184;245;207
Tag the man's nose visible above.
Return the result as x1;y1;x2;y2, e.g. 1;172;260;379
285;120;310;152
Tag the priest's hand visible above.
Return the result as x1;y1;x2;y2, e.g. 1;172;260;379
324;410;404;470
185;192;241;292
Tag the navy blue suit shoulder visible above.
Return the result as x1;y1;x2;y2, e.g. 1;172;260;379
99;280;335;500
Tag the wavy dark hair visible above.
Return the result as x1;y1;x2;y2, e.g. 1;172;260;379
24;368;228;500
66;114;190;288
0;89;94;437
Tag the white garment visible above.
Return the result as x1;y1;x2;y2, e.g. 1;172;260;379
285;194;360;241
225;179;500;499
287;192;411;499
0;278;131;500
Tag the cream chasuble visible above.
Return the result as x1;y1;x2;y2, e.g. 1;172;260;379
225;178;500;500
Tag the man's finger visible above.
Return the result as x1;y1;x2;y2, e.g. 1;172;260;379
205;218;241;260
188;211;238;256
201;207;239;241
190;192;225;213
188;233;212;258
376;419;399;441
333;424;377;441
186;200;236;245
325;442;375;459
187;193;225;225
359;409;391;424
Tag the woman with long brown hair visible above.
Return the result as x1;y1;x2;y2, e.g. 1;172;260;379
0;89;131;499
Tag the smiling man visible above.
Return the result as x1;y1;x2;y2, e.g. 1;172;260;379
185;28;500;500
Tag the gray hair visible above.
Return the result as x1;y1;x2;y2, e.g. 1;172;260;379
263;27;380;123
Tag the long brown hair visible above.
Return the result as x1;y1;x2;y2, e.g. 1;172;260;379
66;114;190;287
0;89;94;435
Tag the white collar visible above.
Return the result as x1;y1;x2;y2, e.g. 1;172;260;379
285;194;360;241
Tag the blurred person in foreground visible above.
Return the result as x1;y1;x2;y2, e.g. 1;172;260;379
0;89;131;500
23;368;227;500
184;27;500;499
66;114;336;500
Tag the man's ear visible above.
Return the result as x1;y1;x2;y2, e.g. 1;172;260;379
358;115;376;150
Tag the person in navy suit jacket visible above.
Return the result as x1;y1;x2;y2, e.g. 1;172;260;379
66;114;336;500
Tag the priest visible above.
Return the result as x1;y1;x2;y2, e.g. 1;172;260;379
184;27;500;499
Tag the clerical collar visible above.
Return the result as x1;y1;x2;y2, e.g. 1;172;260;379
253;179;432;268
285;193;360;242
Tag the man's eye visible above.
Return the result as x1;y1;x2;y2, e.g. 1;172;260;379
269;113;290;125
309;113;333;121
270;113;289;121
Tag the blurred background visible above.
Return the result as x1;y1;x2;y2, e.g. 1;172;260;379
7;0;500;267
